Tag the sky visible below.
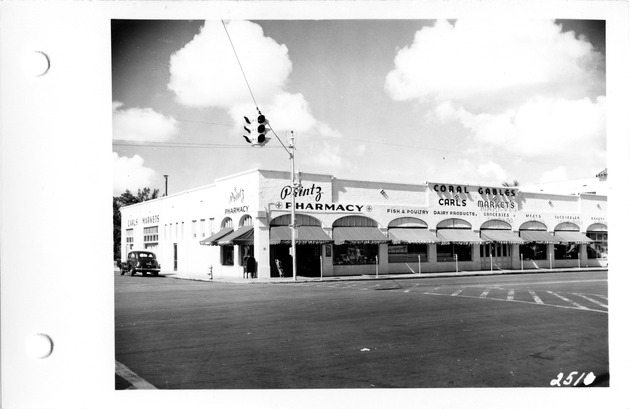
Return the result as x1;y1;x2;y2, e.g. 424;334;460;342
111;19;606;196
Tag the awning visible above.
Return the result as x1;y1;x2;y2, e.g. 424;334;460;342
269;225;333;245
199;227;233;246
554;231;593;244
388;228;443;244
333;227;390;245
519;230;562;244
437;229;487;244
218;225;254;246
480;230;525;244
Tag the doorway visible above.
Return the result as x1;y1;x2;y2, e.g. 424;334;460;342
270;244;322;278
173;243;178;271
480;243;511;270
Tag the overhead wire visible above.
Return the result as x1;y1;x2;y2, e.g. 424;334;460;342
221;19;288;154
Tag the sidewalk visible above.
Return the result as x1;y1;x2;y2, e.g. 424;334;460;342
165;266;608;284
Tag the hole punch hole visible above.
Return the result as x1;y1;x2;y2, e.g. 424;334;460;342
23;50;50;77
26;333;54;359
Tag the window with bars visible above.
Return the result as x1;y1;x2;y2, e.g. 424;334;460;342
144;226;159;243
125;228;134;244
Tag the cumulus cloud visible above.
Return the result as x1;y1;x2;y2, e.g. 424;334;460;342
385;20;604;110
112;152;160;195
539;166;569;184
478;161;508;183
170;20;343;140
440;96;606;158
397;20;606;168
113;102;179;142
168;20;292;109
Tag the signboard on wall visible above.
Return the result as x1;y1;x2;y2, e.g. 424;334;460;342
429;183;521;212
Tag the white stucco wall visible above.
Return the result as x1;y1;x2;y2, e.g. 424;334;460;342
120;169;608;278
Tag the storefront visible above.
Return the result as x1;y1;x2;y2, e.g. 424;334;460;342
119;169;607;279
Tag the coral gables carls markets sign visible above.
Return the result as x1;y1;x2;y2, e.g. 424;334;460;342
429;183;520;210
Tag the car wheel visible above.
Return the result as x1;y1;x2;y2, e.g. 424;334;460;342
142;272;147;276
120;270;125;276
153;272;159;276
131;269;136;276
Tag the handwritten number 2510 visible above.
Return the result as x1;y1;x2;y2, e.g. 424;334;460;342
550;372;596;386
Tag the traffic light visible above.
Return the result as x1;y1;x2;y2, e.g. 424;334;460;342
256;114;270;143
253;114;271;146
242;113;271;146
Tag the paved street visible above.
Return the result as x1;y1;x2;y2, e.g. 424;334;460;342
115;270;608;389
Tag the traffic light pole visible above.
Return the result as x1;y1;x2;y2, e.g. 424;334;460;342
289;132;297;281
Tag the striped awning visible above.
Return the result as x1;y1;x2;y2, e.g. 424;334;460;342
480;230;525;244
554;231;593;244
333;227;390;245
199;227;233;246
519;230;562;244
437;229;487;244
388;228;443;244
269;226;333;245
218;225;254;246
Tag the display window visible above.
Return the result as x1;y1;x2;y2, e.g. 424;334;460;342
333;244;378;265
586;231;608;259
437;244;472;262
221;245;234;266
240;245;253;266
388;243;428;263
520;243;547;260
554;244;579;260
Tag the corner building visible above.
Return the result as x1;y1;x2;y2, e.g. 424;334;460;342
120;169;608;279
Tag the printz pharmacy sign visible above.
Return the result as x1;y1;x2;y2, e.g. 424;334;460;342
225;187;249;214
275;183;371;213
430;183;520;211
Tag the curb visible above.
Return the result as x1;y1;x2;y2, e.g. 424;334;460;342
167;267;607;284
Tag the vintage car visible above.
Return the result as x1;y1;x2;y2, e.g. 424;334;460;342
120;251;161;276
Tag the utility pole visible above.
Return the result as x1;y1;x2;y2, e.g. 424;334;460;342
289;132;297;281
164;175;169;196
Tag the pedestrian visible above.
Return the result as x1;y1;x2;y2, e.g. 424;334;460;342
275;259;284;278
243;255;249;278
246;255;257;279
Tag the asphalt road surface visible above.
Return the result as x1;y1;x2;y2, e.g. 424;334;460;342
115;270;608;389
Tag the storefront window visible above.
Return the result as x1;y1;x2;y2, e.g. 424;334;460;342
240;245;253;266
554;244;579;260
586;232;607;259
388;243;427;263
437;244;472;262
520;243;547;260
333;244;378;265
222;245;234;266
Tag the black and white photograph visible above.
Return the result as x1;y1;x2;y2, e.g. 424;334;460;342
1;1;629;408
113;18;609;389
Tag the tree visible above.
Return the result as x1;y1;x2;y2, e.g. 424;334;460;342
501;180;520;187
113;188;160;261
